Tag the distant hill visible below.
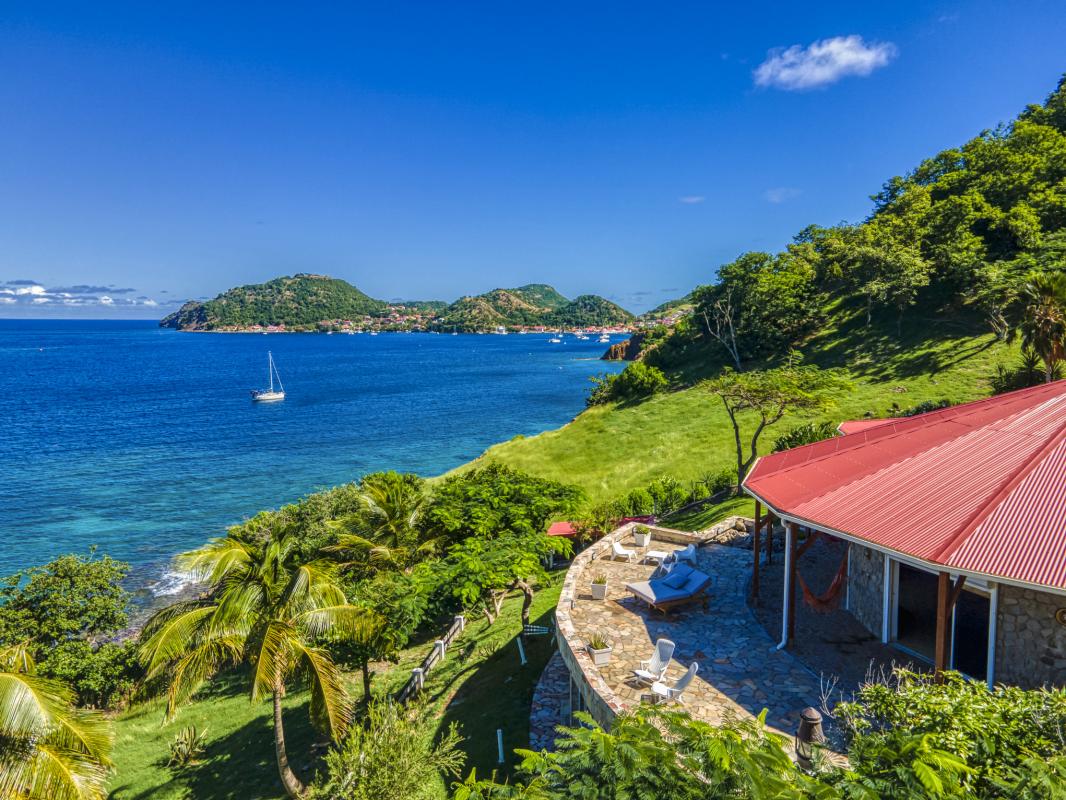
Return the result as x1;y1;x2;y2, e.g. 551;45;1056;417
432;286;634;331
160;274;386;331
160;276;633;332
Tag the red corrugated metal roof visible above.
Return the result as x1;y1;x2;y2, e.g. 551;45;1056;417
744;381;1066;592
837;418;895;435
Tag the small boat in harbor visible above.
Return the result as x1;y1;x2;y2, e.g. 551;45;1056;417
549;336;562;343
251;351;285;402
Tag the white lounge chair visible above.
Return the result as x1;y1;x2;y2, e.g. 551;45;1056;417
650;661;699;704
610;541;635;562
675;543;698;565
632;638;675;685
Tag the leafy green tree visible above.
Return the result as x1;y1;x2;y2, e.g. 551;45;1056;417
137;526;377;798
422;465;583;545
0;644;113;800
0;551;137;708
442;533;569;625
1020;270;1066;381
703;358;850;491
339;571;428;702
311;701;464;800
587;362;668;406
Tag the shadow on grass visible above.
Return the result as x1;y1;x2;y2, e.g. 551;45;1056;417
110;684;320;800
437;607;558;782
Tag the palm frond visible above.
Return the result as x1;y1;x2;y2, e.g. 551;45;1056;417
292;604;380;641
137;605;217;679
0;641;37;674
2;742;111;800
164;636;244;719
0;672;74;740
176;536;253;585
250;620;296;703
289;638;351;740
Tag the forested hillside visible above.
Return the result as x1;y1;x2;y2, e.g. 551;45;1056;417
160;274;386;330
432;285;633;331
640;75;1066;379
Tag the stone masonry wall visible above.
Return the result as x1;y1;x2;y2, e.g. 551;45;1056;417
848;544;885;640
995;584;1066;688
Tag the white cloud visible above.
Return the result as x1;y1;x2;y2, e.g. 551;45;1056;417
99;295;114;305
754;35;897;90
678;195;706;204
0;297;14;304
765;187;801;203
15;284;47;296
32;296;51;304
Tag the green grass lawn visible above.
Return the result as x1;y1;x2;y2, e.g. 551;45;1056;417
109;575;564;799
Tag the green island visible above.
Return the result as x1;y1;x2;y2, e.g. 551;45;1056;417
3;76;1065;800
159;277;635;334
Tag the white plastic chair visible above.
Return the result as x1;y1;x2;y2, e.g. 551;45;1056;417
675;544;698;565
611;541;635;562
650;661;699;704
632;638;675;685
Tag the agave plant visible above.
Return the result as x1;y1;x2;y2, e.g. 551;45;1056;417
0;643;113;800
138;527;378;798
167;725;209;768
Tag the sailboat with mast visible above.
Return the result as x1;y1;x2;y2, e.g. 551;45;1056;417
251;351;285;402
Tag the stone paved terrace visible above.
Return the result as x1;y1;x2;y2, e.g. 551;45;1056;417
556;524;824;738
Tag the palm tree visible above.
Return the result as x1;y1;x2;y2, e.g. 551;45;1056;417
138;528;376;798
328;471;438;569
0;644;113;800
1020;271;1066;383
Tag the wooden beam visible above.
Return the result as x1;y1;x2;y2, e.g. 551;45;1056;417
752;501;762;603
787;521;798;644
935;571;951;677
765;514;774;564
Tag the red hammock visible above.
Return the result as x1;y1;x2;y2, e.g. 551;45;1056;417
796;537;850;614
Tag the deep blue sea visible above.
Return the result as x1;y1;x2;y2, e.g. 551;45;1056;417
1;320;622;599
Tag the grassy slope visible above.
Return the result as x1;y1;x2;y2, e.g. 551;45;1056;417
463;305;1016;506
109;577;562;799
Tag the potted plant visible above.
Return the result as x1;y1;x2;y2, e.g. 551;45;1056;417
590;573;608;600
633;524;651;547
586;633;613;666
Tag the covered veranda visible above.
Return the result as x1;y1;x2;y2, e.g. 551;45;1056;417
743;380;1066;688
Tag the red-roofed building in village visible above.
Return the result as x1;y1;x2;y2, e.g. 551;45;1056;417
744;380;1066;688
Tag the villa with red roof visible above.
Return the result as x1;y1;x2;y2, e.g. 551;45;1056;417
744;380;1066;689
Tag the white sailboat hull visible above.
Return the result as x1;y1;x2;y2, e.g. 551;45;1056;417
251;390;285;402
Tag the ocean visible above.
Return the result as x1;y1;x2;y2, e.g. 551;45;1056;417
1;320;623;600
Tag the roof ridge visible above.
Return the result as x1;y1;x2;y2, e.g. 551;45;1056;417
930;411;1066;564
747;381;1066;486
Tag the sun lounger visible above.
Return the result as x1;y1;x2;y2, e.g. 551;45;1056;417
625;565;712;614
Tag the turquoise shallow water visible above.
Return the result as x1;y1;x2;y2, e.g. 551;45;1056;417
0;320;623;596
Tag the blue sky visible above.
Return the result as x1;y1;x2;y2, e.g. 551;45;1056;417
1;1;1064;317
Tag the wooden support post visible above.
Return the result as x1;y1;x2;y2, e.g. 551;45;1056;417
787;521;798;644
752;501;762;603
934;573;967;679
934;571;951;678
766;514;774;564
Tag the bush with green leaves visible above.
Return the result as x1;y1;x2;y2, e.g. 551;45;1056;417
890;398;953;418
312;701;464;800
586;361;668;406
0;550;139;709
835;669;1066;797
772;420;838;452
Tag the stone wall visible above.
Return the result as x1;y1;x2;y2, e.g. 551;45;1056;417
995;584;1066;688
847;544;885;640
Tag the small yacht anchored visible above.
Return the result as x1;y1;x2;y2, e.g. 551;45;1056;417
251;352;285;402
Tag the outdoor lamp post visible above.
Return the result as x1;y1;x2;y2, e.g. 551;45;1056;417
795;707;825;769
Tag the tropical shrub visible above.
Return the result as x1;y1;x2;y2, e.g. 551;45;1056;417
772;420;837;452
586;362;668;406
423;464;583;544
0;551;139;709
835;669;1066;797
311;701;463;800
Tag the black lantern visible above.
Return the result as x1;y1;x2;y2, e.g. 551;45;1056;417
795;706;825;769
